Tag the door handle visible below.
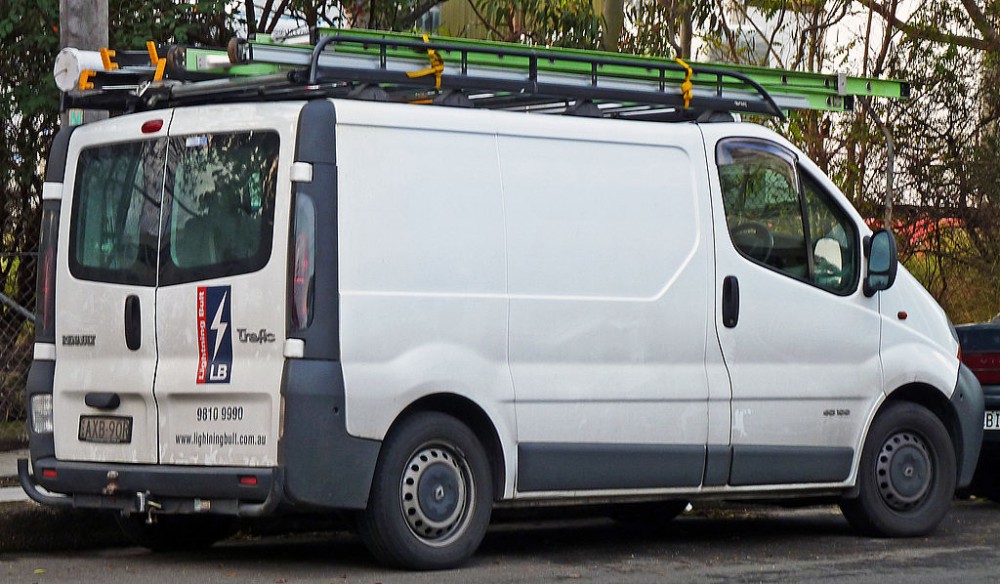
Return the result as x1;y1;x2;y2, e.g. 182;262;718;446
124;295;141;351
722;276;740;328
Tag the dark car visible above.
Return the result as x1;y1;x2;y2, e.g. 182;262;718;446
957;320;1000;499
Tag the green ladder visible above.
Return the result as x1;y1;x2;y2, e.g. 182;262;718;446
60;28;909;121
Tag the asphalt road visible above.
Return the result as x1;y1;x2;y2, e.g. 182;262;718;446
5;499;1000;584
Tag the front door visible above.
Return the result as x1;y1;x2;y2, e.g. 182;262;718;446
703;130;882;486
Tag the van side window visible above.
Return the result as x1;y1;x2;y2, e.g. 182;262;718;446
161;131;279;285
69;139;166;286
801;173;858;293
717;139;858;294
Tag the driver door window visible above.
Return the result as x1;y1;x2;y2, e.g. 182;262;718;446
717;139;858;294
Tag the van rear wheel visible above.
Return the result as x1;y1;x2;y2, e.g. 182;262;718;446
840;402;955;537
358;412;493;570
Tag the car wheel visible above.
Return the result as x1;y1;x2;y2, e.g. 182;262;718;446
840;402;956;537
114;513;236;551
358;412;493;570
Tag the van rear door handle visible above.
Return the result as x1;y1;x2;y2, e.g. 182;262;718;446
722;276;740;328
124;295;141;351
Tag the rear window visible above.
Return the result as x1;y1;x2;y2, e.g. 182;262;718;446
70;139;166;286
958;329;1000;353
161;131;279;285
69;131;280;287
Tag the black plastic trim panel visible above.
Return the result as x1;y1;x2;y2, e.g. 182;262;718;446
953;363;985;486
290;99;339;360
703;444;731;487
33;457;274;502
279;358;380;510
45;126;78;182
517;443;705;492
729;445;853;486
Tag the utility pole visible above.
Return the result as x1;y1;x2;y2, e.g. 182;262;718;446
60;0;108;126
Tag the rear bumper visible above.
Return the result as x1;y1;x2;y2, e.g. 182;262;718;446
19;457;283;517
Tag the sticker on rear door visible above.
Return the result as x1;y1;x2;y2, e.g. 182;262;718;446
197;285;232;384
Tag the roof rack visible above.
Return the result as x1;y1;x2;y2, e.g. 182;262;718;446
56;29;909;122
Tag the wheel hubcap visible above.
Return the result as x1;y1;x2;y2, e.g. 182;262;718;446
876;431;932;511
400;444;473;546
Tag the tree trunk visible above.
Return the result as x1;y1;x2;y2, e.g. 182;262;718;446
60;0;108;125
678;2;692;59
602;0;625;52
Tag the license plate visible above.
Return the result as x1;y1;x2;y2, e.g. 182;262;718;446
78;415;133;444
986;411;1000;430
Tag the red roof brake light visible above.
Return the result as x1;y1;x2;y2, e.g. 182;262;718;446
141;119;163;134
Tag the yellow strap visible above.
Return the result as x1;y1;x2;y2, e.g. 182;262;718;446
78;70;95;91
99;48;118;71
146;41;159;64
405;34;444;89
675;57;693;109
146;41;167;81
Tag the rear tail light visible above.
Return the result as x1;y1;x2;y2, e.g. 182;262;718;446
31;394;53;434
290;195;315;331
962;351;1000;385
35;204;60;341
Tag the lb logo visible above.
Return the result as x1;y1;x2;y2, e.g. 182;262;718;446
197;286;232;384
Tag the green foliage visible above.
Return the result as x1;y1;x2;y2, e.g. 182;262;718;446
0;0;60;306
472;0;602;48
109;0;232;49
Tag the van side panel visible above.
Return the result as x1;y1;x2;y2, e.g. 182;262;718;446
335;103;515;494
879;268;961;395
498;120;713;492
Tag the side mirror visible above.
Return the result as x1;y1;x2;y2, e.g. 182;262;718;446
864;229;898;297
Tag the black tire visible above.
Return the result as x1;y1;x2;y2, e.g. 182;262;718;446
114;513;236;551
840;402;956;537
358;412;494;570
610;500;689;525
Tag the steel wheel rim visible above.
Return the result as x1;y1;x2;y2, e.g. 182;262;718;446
400;442;475;547
876;430;932;511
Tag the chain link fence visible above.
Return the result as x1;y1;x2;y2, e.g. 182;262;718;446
0;248;36;447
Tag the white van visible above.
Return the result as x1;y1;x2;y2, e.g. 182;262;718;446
22;41;983;569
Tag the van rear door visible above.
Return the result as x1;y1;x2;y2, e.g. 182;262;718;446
154;104;300;466
53;111;172;463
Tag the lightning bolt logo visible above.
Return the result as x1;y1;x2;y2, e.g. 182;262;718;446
197;285;233;384
210;291;228;360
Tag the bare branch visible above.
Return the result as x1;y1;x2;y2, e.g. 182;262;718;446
958;0;1000;45
397;0;444;31
860;0;998;51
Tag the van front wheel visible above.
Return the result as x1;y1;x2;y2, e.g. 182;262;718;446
358;412;493;570
840;402;956;537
